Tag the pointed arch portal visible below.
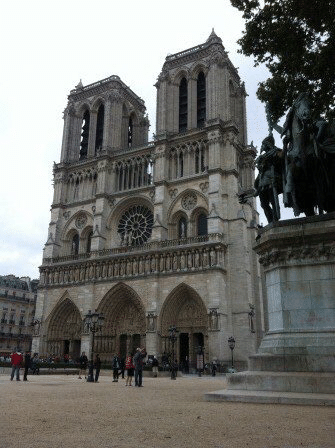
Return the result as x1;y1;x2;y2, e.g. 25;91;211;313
96;283;146;362
46;298;82;360
160;283;208;368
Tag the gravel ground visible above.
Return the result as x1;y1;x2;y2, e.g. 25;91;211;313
1;372;334;448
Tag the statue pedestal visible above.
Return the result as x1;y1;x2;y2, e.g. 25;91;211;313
205;213;335;405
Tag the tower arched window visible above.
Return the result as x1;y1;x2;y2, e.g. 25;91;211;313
197;213;208;236
95;104;104;153
197;72;206;128
71;234;79;256
179;77;188;132
128;117;133;148
80;110;90;160
86;231;93;253
178;217;187;239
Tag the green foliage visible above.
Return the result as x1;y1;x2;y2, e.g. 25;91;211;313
231;0;335;122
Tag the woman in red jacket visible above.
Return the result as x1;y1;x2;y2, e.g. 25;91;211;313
125;353;134;386
10;351;23;381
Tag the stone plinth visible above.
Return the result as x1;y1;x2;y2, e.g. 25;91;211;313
205;213;335;405
254;213;335;373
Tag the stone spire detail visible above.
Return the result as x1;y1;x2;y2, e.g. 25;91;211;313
206;28;222;45
75;79;83;90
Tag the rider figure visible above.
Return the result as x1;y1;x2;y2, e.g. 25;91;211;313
254;135;283;223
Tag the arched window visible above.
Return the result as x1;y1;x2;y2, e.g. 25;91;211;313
197;213;208;236
80;110;90;159
197;72;206;128
95;104;104;153
128;117;133;148
179;77;188;132
178;217;187;239
86;231;93;253
71;234;79;255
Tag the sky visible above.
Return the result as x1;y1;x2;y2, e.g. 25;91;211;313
0;0;291;280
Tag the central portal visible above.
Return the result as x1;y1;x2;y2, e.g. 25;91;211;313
96;283;146;362
160;283;208;368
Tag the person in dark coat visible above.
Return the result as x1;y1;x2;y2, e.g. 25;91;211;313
94;354;101;383
78;352;88;379
112;354;120;382
120;357;125;379
152;356;159;377
133;347;147;387
23;351;31;381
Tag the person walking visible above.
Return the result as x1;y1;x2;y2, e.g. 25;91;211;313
152;356;159;378
23;351;31;381
10;350;23;381
120;356;125;379
94;354;101;383
78;352;88;379
112;354;120;382
31;353;40;374
133;347;146;387
125;353;134;386
211;360;217;377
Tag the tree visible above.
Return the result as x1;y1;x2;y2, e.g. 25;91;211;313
231;0;335;123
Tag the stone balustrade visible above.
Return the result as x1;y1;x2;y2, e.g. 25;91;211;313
40;234;226;287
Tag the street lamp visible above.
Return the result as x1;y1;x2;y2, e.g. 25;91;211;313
228;336;235;372
168;325;177;380
84;310;104;382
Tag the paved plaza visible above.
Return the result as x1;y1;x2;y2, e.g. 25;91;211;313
1;372;334;448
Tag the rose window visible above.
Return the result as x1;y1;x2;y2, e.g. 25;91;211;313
118;205;154;246
181;193;197;210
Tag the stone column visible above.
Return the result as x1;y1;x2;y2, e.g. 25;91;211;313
103;98;112;149
188;77;197;129
88;111;98;157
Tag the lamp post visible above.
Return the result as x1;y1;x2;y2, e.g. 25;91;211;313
84;310;104;383
168;325;177;380
228;336;235;372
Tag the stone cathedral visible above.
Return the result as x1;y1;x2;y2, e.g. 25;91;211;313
32;31;263;369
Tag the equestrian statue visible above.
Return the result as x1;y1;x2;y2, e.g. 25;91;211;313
247;93;335;223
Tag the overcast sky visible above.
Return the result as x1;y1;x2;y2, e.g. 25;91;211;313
0;0;292;280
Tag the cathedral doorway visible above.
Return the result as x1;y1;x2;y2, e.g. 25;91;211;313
96;283;146;362
179;333;189;370
46;297;82;361
160;283;208;370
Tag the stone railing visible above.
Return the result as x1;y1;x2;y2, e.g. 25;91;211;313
165;43;207;61
39;235;226;287
43;234;224;264
69;75;145;105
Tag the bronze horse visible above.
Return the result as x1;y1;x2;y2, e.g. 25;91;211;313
276;93;335;216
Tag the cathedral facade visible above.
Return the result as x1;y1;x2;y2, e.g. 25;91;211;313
32;31;262;369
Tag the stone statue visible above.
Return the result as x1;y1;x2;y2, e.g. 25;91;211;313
244;94;335;223
254;135;283;223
